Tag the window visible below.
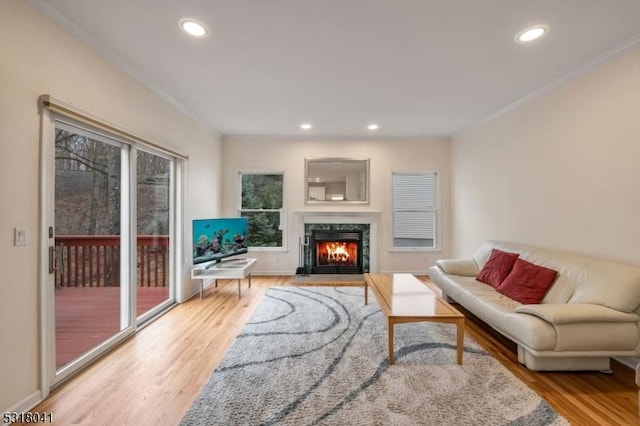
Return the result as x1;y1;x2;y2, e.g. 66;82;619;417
392;172;437;249
240;172;284;248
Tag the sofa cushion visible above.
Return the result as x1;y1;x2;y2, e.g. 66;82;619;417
435;259;479;277
476;248;519;288
497;258;558;304
569;260;640;313
516;304;639;324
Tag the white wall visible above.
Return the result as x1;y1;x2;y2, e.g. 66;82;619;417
221;136;451;274
0;1;220;413
451;44;640;265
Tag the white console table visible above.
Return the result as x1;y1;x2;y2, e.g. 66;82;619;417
191;258;257;299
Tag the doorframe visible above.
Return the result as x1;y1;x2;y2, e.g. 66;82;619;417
38;97;185;398
39;105;54;400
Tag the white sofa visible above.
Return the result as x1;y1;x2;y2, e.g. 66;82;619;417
428;240;640;371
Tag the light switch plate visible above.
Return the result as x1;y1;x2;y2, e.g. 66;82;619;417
14;227;27;246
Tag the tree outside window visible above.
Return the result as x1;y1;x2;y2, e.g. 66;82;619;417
240;173;284;247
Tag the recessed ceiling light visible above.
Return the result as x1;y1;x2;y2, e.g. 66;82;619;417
300;123;312;130
516;25;548;43
367;124;379;131
179;19;208;38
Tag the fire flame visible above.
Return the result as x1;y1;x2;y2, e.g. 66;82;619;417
325;243;350;262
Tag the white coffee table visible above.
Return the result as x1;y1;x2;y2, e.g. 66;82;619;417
191;258;257;298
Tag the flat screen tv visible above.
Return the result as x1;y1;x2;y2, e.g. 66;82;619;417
192;217;248;265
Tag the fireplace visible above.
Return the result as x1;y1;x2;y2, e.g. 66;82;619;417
310;230;363;274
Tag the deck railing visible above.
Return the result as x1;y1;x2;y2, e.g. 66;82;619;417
55;235;169;288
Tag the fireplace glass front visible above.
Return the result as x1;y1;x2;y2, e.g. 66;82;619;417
311;230;363;274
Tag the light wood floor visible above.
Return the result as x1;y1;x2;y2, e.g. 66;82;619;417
21;276;638;426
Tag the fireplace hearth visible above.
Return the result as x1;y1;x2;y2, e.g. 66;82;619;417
311;230;363;274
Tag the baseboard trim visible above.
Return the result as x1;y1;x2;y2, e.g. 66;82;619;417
2;390;43;425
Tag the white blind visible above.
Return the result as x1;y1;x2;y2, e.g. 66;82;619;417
393;211;435;239
392;173;436;209
392;172;437;244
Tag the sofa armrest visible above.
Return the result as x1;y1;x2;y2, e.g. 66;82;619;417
515;303;640;324
435;259;479;277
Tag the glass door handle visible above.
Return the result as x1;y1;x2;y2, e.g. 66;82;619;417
49;246;57;274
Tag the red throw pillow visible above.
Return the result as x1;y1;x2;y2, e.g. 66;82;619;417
496;258;558;304
476;249;519;288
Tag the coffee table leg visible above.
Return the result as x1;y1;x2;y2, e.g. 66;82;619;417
364;282;368;305
456;319;464;365
238;279;241;298
388;318;394;365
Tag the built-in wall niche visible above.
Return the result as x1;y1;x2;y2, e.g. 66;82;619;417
305;158;369;204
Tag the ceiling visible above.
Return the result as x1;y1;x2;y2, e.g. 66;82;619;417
30;0;640;138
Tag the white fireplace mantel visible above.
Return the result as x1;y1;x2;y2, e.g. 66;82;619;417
294;209;381;224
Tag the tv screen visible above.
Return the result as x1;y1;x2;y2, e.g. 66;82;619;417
192;217;248;265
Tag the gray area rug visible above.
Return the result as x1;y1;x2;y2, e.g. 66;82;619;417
181;287;569;425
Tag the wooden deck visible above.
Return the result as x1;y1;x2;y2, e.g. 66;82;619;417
55;287;169;368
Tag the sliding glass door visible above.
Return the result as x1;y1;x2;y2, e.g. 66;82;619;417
53;123;131;374
136;149;173;321
48;119;178;384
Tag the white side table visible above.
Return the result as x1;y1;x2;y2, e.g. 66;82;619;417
191;258;257;298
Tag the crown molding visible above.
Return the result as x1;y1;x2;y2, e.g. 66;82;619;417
27;0;218;136
454;34;640;138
